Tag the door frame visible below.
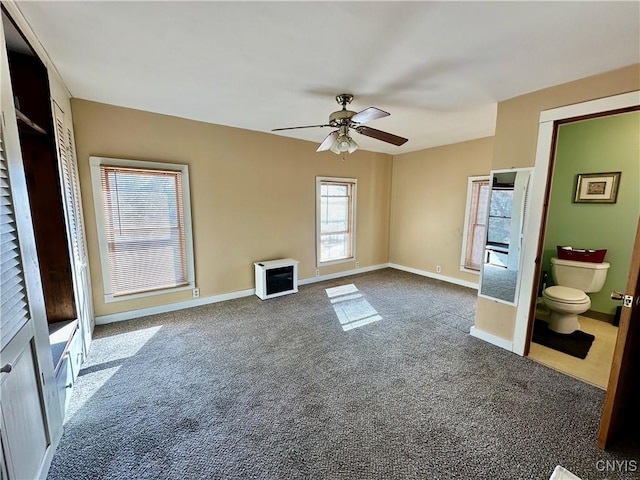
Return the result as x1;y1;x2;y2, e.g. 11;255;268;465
512;90;640;356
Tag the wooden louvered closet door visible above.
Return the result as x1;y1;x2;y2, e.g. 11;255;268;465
53;102;93;353
0;106;51;480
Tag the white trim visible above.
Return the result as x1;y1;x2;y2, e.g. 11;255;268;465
512;122;556;355
460;267;481;276
460;267;480;278
95;261;486;325
539;91;640;123
470;326;514;352
460;175;489;273
299;263;389;286
477;292;520;307
317;256;355;268
478;167;533;307
388;263;479;290
512;90;640;356
105;284;194;303
89;156;196;302
95;288;256;325
97;263;390;324
316;176;357;267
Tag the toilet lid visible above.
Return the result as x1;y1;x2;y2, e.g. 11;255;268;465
544;286;589;304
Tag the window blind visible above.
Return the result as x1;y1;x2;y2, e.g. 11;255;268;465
464;179;490;271
99;165;188;297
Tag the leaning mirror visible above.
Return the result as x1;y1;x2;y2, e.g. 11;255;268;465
479;168;532;305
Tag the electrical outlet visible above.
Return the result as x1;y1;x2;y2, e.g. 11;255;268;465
315;269;320;277
192;288;200;298
355;261;360;268
436;265;442;273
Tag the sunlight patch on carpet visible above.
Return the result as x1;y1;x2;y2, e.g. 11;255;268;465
66;325;163;420
326;284;382;331
325;284;359;298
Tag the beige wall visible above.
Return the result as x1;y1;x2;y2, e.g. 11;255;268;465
494;64;640;170
476;64;640;341
389;137;494;283
71;99;392;317
73;64;639;325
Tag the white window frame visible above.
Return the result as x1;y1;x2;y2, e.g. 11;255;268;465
90;156;195;302
316;176;357;267
460;175;490;275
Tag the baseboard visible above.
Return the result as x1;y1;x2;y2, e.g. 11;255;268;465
298;263;390;286
470;326;513;352
388;263;479;290
583;309;615;324
95;288;256;325
96;263;474;325
95;264;390;325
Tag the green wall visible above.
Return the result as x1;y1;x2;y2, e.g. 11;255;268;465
543;111;640;316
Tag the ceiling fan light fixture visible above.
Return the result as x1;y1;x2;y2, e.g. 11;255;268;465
346;136;358;153
330;128;358;154
329;139;343;154
272;94;407;154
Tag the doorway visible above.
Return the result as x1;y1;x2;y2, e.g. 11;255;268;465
510;91;640;449
512;92;640;354
526;111;639;388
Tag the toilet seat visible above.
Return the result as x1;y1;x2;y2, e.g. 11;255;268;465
542;286;590;333
543;286;589;304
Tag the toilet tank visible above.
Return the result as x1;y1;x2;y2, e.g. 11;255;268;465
550;257;610;292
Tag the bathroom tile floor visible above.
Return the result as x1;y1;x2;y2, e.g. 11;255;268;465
528;315;618;389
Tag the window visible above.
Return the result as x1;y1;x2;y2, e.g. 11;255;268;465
487;189;514;246
460;176;490;272
316;177;357;265
90;157;195;301
486;187;514;266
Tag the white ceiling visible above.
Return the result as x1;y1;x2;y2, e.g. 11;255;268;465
14;1;640;155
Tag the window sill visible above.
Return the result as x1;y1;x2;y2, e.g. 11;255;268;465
317;257;355;268
460;267;481;275
104;283;194;303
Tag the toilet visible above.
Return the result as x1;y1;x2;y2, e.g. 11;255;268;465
542;257;610;334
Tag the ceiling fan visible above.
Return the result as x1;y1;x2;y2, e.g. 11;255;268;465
272;94;408;154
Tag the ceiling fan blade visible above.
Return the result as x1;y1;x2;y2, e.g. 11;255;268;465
317;131;339;152
355;126;408;146
272;124;331;132
350;107;390;124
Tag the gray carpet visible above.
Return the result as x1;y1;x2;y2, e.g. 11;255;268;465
48;269;639;480
480;264;518;303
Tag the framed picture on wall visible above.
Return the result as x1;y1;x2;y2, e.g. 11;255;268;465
574;171;621;203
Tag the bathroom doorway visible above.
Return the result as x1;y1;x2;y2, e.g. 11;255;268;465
524;109;639;388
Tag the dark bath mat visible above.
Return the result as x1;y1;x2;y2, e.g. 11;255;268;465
532;319;595;359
